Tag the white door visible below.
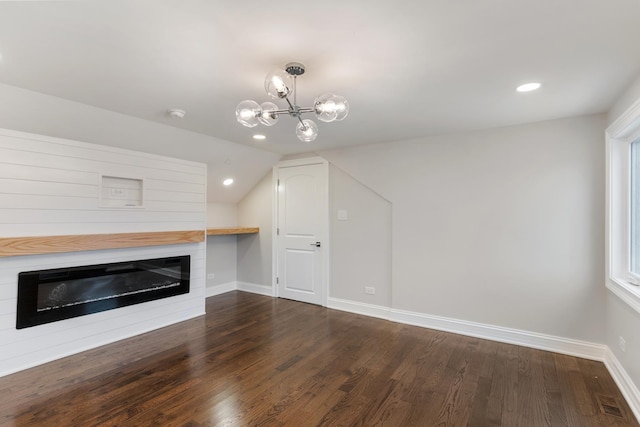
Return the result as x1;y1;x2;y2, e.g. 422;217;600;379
276;160;328;306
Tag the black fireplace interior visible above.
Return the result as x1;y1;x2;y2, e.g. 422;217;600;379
17;255;190;329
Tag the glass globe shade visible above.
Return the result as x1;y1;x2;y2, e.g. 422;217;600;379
264;69;292;99
332;95;349;121
314;92;338;123
296;119;318;142
235;100;262;127
258;102;279;126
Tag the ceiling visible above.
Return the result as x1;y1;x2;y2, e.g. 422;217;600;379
0;0;639;158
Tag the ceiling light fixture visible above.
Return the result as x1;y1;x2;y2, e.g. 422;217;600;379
235;62;349;142
516;82;541;92
223;178;234;186
253;134;266;140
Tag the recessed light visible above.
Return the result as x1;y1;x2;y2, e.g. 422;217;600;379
223;178;234;186
516;82;541;93
253;134;266;140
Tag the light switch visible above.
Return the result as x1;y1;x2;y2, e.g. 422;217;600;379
337;209;348;220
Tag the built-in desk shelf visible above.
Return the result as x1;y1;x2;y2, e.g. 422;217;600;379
206;227;259;236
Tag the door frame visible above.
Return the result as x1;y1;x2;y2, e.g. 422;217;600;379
272;156;330;306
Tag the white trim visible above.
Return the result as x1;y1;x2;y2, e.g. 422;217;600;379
604;347;640;422
275;156;326;168
327;297;606;361
608;97;640;138
321;160;330;307
606;278;640;315
205;282;275;298
205;282;237;298
327;297;391;320
271;166;279;298
607;97;640;315
237;281;275;297
607;97;640;425
389;307;606;361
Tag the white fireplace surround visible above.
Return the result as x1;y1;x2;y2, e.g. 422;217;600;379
0;128;207;377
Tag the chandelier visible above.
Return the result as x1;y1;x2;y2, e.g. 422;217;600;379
235;62;349;142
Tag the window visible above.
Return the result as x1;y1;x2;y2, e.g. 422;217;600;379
631;139;640;277
607;98;640;313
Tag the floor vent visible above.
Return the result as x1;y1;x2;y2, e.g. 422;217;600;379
596;394;626;419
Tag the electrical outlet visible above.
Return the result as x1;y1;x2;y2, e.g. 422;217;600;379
619;336;626;352
364;286;375;295
207;273;215;280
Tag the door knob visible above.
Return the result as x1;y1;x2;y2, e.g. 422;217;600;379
310;242;321;247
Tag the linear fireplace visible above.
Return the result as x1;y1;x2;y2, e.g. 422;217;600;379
16;255;190;329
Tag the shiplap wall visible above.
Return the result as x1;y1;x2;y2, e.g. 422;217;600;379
0;128;207;376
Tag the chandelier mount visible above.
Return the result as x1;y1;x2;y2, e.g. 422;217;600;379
235;61;349;142
284;62;306;76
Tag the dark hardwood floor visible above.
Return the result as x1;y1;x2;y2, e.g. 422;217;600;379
0;291;637;426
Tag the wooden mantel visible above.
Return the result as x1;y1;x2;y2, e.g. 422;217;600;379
0;230;205;258
0;228;260;257
206;227;259;236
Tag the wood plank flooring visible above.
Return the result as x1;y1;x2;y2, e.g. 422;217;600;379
0;291;637;426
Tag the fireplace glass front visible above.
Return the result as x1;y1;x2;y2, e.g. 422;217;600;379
16;255;190;329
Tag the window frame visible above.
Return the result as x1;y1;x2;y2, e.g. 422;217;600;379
629;137;640;282
607;97;640;314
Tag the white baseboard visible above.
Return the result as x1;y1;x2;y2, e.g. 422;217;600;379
328;297;391;320
604;347;640;422
205;282;237;298
331;298;605;360
205;281;274;298
389;307;606;361
236;281;275;297
325;298;640;422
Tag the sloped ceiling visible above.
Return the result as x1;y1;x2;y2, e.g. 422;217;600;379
0;83;280;204
0;1;639;201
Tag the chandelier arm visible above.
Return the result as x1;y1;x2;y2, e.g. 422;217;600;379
268;107;314;116
284;96;296;111
295;114;306;129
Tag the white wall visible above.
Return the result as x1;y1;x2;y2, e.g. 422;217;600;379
237;172;273;289
0;128;206;376
329;165;392;307
320;114;607;343
205;203;238;294
205;235;237;293
607;293;640;386
207;203;238;227
609;74;640;125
